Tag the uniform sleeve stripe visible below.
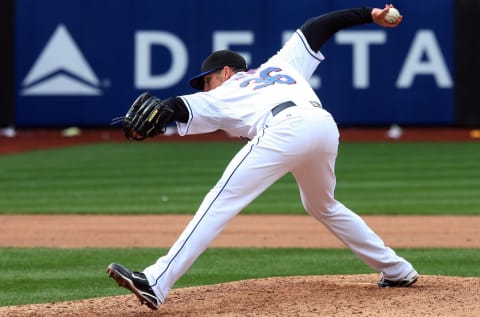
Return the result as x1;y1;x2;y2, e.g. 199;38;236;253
295;29;325;63
177;96;193;135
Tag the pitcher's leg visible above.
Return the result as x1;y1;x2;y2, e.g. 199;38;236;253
143;130;297;301
314;199;413;278
292;145;414;279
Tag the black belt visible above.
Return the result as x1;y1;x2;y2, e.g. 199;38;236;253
271;101;321;116
271;101;296;116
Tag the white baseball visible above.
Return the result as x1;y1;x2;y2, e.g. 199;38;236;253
386;124;403;140
384;7;400;24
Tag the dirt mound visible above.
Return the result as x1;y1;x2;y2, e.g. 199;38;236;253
1;275;478;316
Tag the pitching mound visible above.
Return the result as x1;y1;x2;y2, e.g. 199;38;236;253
1;274;478;316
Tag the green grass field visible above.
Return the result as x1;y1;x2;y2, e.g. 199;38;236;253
0;141;479;307
0;247;479;307
1;142;479;214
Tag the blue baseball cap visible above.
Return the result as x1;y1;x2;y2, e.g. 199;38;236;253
189;50;247;90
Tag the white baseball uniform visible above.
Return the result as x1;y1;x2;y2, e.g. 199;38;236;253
142;29;415;303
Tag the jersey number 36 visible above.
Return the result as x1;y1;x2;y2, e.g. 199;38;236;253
240;67;296;90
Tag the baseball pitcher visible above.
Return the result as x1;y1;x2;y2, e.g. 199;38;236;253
107;5;417;310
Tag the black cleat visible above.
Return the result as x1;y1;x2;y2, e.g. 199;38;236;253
378;269;419;288
106;262;161;310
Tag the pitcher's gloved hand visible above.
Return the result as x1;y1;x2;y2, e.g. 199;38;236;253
113;92;175;141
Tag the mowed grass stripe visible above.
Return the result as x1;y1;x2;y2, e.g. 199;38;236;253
0;141;479;214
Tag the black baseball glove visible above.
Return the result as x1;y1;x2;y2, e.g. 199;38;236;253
112;92;175;141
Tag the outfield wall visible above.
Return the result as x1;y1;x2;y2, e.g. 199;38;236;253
0;0;15;128
2;0;478;127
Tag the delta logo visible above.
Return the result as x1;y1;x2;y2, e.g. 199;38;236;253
21;24;103;96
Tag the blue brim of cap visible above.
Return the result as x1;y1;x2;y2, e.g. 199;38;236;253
189;69;217;90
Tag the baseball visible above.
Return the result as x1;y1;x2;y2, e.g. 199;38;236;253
384;7;401;24
61;126;81;137
386;124;403;140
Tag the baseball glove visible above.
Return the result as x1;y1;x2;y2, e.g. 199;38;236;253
112;92;175;141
